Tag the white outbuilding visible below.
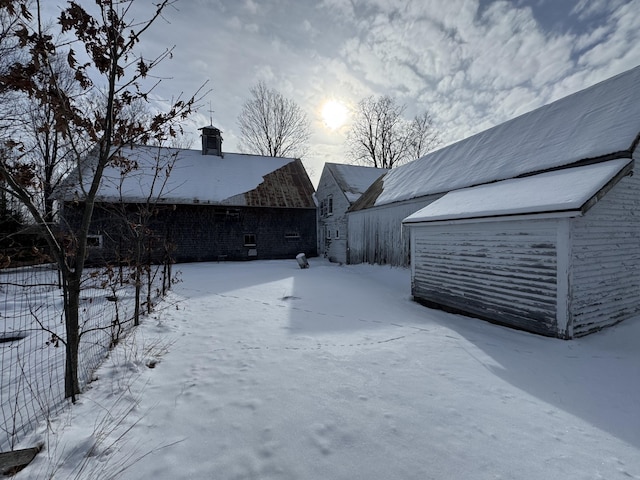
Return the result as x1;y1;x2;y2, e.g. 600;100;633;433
397;65;640;338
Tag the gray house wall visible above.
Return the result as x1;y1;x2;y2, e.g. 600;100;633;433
570;169;640;336
316;169;351;264
65;202;317;264
347;195;441;266
409;218;561;336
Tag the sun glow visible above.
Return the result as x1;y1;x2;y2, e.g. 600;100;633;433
321;99;348;130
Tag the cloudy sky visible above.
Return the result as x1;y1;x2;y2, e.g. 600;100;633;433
45;0;640;183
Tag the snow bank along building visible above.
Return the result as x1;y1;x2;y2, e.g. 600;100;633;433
316;163;387;263
394;65;640;339
57;126;317;263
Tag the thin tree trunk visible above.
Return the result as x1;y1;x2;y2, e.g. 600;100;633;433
63;275;81;401
133;236;142;326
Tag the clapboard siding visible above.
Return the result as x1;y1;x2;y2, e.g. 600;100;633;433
348;196;441;266
570;171;640;336
411;221;559;336
316;168;351;263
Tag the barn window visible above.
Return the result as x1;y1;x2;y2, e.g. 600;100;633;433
86;234;103;248
244;234;256;246
284;232;300;239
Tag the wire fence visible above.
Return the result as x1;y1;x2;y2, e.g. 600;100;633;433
0;255;170;452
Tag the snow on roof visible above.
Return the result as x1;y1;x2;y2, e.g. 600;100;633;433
326;163;388;203
403;158;632;224
377;65;640;207
60;145;306;206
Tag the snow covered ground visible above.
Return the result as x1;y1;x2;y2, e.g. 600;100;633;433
17;259;640;479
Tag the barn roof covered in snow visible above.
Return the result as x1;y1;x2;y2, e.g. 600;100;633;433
56;146;316;208
352;65;640;211
403;158;632;224
325;163;388;204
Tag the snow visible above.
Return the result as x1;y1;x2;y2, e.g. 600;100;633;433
376;65;640;207
403;158;631;223
16;260;640;479
326;163;387;204
58;146;296;204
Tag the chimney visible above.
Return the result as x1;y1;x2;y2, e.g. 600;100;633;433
200;126;223;156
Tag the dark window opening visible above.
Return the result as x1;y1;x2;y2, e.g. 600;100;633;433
87;234;103;248
244;234;256;246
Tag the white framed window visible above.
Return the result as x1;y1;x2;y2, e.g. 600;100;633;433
86;234;103;248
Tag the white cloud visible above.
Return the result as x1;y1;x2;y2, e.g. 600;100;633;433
35;0;640;182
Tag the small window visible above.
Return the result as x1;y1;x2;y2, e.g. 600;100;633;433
86;234;103;248
244;234;256;246
325;227;331;239
335;229;340;239
284;232;300;239
327;195;333;215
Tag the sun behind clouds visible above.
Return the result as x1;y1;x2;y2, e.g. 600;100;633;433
321;99;349;130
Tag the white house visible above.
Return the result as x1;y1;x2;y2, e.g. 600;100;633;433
349;65;640;269
316;163;387;263
398;65;640;338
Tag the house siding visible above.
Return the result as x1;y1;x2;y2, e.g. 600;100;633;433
317;169;350;264
64;203;317;264
348;196;440;266
570;170;640;336
410;220;560;336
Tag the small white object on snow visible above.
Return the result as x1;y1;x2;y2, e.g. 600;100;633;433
296;253;309;268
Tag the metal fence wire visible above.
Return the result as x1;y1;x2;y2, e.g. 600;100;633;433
0;256;168;452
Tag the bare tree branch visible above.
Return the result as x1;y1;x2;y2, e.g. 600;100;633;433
346;95;441;169
237;81;310;158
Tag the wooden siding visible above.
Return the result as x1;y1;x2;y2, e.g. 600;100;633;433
570;171;640;336
65;203;318;264
316;167;351;263
410;220;560;336
348;196;440;266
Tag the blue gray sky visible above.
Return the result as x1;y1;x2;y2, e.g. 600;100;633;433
45;0;640;183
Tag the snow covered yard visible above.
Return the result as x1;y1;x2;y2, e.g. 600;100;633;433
17;259;640;479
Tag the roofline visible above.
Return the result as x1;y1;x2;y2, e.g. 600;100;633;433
358;151;634;212
403;209;582;226
74;199;317;210
324;164;352;205
581;159;633;214
402;159;634;225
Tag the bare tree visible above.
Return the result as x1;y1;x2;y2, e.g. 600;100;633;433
0;6;25;142
406;111;441;161
346;95;441;169
19;54;82;222
237;81;310;158
0;0;202;400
